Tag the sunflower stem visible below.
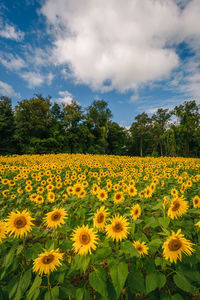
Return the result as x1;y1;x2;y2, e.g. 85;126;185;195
47;274;51;290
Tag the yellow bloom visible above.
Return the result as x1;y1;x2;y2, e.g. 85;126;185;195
168;197;189;219
193;195;200;208
105;215;129;242
44;208;67;229
93;206;109;229
133;241;148;256
6;210;34;238
33;249;63;275
97;189;108;202
71;225;98;255
128;186;137;197
0;221;7;242
162;229;194;263
130;204;141;221
113;192;124;204
47;192;55;203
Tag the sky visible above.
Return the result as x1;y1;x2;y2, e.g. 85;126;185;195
0;0;200;127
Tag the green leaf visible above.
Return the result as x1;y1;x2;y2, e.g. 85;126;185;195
158;217;170;228
109;262;128;299
51;286;59;299
173;273;194;293
16;244;24;255
3;244;17;269
128;270;145;294
89;268;108;298
146;272;166;294
75;288;90;300
120;240;139;257
26;274;42;300
171;294;184;300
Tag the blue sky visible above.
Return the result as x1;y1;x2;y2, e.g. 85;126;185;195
0;0;200;127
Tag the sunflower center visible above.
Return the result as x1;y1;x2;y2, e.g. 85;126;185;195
51;212;61;221
42;254;54;264
113;222;123;232
134;209;138;215
194;199;198;204
14;216;27;228
100;193;105;198
76;187;81;193
136;246;142;252
80;232;91;245
172;201;180;211
97;213;104;223
116;194;121;200
168;239;182;251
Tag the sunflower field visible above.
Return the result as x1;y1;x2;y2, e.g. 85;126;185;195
0;154;200;300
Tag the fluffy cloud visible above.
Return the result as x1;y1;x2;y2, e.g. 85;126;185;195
0;19;24;41
0;81;19;97
20;71;54;88
57;91;74;104
40;0;200;94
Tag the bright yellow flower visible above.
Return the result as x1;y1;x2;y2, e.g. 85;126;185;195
44;208;67;229
105;215;129;242
6;210;34;238
71;225;98;255
33;249;63;275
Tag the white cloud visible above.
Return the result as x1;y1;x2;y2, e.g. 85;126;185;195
57;90;74;104
40;0;200;96
0;81;19;97
20;71;54;88
0;53;26;70
0;19;24;41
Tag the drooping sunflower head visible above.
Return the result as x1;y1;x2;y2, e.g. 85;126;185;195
133;241;149;256
193;195;200;208
130;204;141;221
71;224;98;255
168;197;189;219
44;208;67;229
105;215;129;242
0;221;7;242
93;206;109;229
113;192;124;205
33;249;63;275
6;210;35;238
162;229;194;263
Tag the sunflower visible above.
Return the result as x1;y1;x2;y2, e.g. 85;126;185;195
6;210;34;238
193;195;200;208
105;215;129;242
130;204;141;221
168;197;189;219
47;192;55;203
71;225;98;255
133;241;149;256
113;192;124;204
33;249;63;275
91;183;99;195
162;229;194;263
171;188;178;197
97;189;108;202
93;206;109;229
35;195;44;204
195;221;200;227
0;221;7;242
144;187;152;198
44;208;67;229
128;186;137;197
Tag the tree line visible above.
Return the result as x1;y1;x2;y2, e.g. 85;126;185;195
0;95;200;157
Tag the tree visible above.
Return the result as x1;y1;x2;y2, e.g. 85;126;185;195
130;112;152;157
107;122;128;155
152;108;171;156
86;100;112;153
0;96;16;154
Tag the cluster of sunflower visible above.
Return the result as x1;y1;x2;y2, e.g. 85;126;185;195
0;154;200;298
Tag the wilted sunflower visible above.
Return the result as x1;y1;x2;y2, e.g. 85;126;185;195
162;229;194;263
105;215;129;242
44;208;67;229
71;225;98;255
113;192;124;204
193;195;200;208
93;206;109;229
130;204;141;221
97;189;108;202
33;249;63;275
133;241;149;256
6;210;34;238
168;197;189;219
0;221;7;242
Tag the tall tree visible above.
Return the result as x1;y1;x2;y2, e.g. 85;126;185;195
0;96;16;154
